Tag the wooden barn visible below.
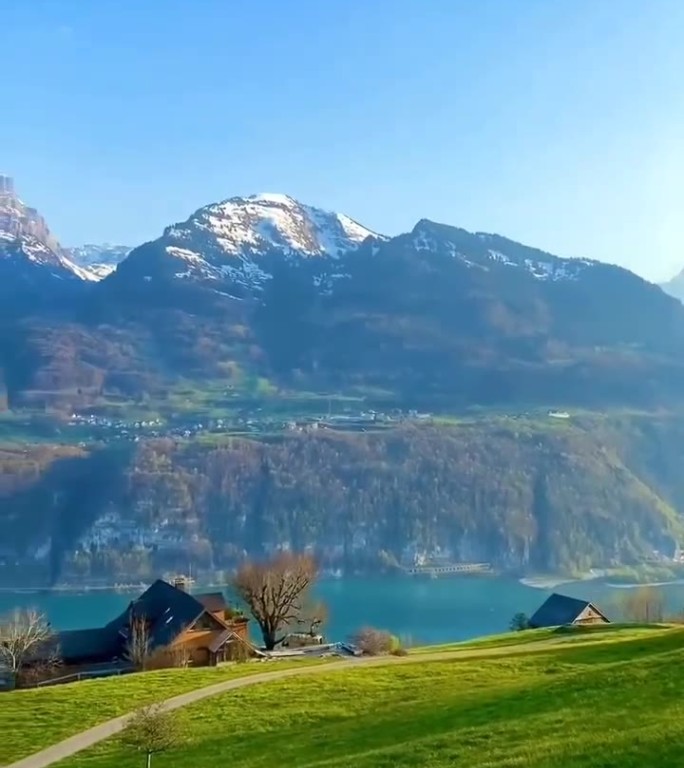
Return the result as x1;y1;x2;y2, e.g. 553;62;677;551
528;593;610;629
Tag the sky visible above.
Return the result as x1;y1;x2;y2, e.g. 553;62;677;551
3;0;683;281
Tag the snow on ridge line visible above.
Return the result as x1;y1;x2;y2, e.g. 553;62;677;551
61;256;100;282
248;192;297;205
165;193;383;261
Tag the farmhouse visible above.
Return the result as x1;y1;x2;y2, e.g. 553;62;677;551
528;593;610;629
55;578;251;672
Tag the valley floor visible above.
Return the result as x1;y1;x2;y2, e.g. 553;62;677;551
3;624;683;768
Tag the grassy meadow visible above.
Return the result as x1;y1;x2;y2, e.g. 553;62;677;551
28;625;684;768
0;659;329;765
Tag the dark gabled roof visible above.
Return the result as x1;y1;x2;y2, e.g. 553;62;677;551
106;579;209;651
195;592;227;614
529;593;606;628
57;627;120;663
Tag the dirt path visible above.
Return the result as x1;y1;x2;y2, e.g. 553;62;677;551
2;638;593;768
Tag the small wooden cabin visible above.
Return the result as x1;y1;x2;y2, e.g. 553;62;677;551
528;593;610;629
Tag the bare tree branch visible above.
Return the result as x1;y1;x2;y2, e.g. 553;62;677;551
297;599;329;637
232;552;318;650
0;608;55;677
124;615;152;671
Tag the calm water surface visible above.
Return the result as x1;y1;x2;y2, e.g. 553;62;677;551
2;576;683;645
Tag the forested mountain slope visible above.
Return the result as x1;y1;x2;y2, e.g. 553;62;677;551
1;415;683;585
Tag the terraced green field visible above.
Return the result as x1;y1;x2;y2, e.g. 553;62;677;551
18;625;684;768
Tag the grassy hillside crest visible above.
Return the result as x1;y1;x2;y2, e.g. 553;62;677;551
2;624;683;767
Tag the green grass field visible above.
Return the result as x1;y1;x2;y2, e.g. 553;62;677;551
4;625;680;768
410;622;669;653
0;659;328;765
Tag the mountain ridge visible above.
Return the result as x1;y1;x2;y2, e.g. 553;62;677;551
2;183;684;412
660;268;684;303
65;244;131;280
111;192;382;291
3;184;684;585
0;175;131;285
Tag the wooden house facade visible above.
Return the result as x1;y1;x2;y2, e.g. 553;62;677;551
54;579;252;673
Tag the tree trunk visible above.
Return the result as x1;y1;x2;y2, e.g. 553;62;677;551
261;626;277;650
146;751;152;768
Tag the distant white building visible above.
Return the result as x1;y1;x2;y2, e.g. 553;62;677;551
548;410;570;419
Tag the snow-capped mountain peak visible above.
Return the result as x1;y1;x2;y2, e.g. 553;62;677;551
0;174;86;285
164;193;381;261
129;193;385;289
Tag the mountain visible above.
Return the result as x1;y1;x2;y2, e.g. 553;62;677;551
109;192;379;294
4;188;684;585
64;244;131;281
3;188;684;411
660;269;684;303
0;175;91;297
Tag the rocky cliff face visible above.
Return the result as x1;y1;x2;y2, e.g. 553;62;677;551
0;176;124;288
0;175;91;298
0;175;61;252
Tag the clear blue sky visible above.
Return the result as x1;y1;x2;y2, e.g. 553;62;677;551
3;0;683;280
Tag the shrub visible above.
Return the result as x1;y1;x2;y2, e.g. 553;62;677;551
509;612;530;632
351;627;394;656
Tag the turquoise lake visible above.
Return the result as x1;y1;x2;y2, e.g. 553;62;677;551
3;575;684;644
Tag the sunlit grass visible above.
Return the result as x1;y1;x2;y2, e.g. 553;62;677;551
59;628;684;768
0;659;328;765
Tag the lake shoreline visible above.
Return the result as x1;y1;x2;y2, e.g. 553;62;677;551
2;574;684;645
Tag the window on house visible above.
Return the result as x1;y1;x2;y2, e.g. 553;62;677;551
191;613;216;631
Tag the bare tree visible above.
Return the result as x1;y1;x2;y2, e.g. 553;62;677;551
621;587;665;624
169;644;192;669
124;616;152;671
232;552;317;650
351;627;393;656
297;599;329;637
0;608;56;681
121;703;184;768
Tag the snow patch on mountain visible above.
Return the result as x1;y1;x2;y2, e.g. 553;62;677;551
412;220;597;282
150;193;384;288
165;193;380;259
0;231;83;282
65;244;131;281
0;177;123;284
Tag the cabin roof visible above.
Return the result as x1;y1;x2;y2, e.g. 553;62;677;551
195;592;227;614
57;627;120;663
529;593;607;628
107;579;209;650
